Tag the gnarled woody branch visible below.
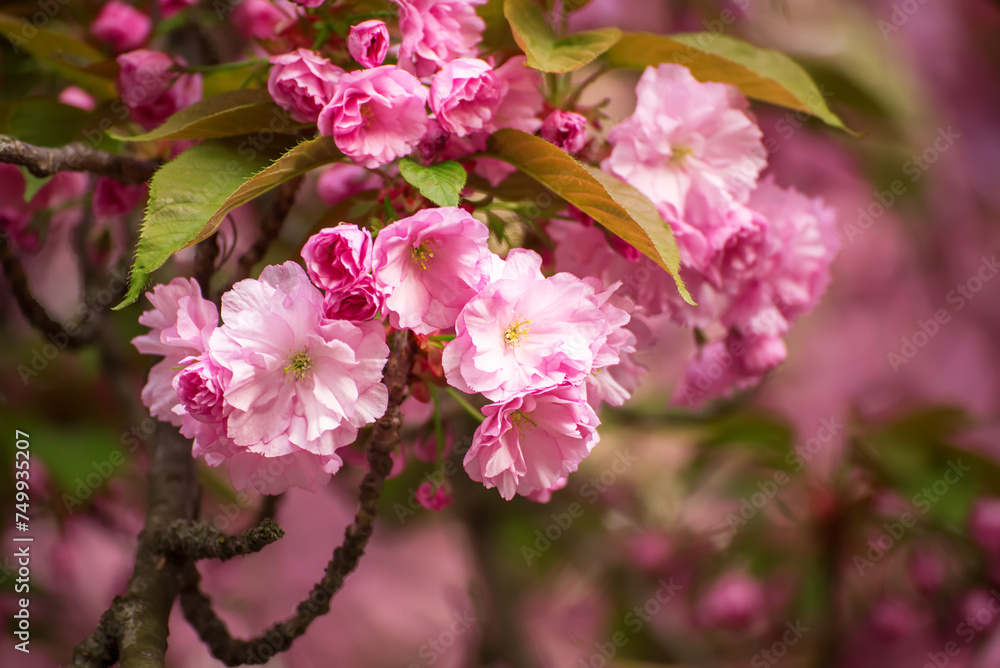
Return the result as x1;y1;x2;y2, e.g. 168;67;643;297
178;329;416;665
0;134;159;184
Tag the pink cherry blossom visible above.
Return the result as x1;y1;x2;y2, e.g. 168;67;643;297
58;86;95;111
206;262;389;486
91;1;152;53
317;65;429;168
92;178;147;218
672;330;786;406
132;278;219;425
443;249;617;401
970;498;1000;556
430;58;503;137
116;50;203;130
490;56;544;133
393;0;487;77
745;176;840;323
316;163;382;206
301;224;373;293
267;49;344;124
416;480;453;510
233;0;298;40
696;571;767;631
348;20;390;69
464;383;600;500
602;63;765;218
540;110;588;153
371;206;493;334
159;0;197;18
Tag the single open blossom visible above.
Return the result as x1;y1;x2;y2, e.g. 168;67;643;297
92;178;147;219
132;278;219;426
465;383;600;500
371;206;493;334
91;1;152;52
430;58;502;137
116;50;202;130
318;65;429;168
443;249;617;401
268;49;343;124
540;110;588;153
348;20;389;69
602;63;765;218
393;0;487;77
206;262;389;488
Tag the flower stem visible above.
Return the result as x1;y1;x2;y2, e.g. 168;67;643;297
445;387;486;423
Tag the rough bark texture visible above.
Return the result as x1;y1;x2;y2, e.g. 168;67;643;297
0;134;159;184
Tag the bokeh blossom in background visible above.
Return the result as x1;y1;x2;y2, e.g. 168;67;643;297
1;1;1000;667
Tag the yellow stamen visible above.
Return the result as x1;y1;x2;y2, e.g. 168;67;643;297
510;409;537;435
503;318;531;348
410;242;435;270
283;349;312;381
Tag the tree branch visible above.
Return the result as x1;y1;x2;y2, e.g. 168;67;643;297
1;234;97;348
0;134;159;184
153;518;284;562
179;330;416;665
71;425;200;668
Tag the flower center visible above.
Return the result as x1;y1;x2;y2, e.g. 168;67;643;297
669;145;693;165
503;318;531;348
510;409;537;435
360;103;376;128
410;242;435;271
283;349;312;381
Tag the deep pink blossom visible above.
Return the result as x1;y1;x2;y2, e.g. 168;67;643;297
116;50;202;130
602;63;765;218
393;0;487;77
301;224;372;293
206;262;389;486
91;1;152;52
348;20;389;69
159;0;198;18
430;58;502;137
696;571;767;631
464;383;600;500
970;498;1000;556
92;178;147;218
443;249;617;401
540;110;588;153
267;49;344;123
318;65;429;168
416;481;453;510
371;206;493;334
132;278;219;425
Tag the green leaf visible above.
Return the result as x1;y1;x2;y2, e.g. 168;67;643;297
605;32;859;135
399;159;467;207
114;90;298;142
3;98;91;147
19;169;52;202
504;0;621;73
486;128;692;304
115;137;298;310
0;13;116;99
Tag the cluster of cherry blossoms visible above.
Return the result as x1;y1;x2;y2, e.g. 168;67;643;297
129;0;839;505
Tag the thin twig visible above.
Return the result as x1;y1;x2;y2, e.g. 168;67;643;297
1;234;97;347
153;518;284;562
179;330;416;665
0;134;158;184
